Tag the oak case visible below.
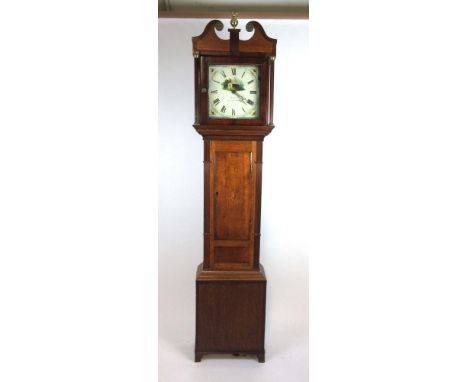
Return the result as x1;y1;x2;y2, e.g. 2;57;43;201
192;18;276;363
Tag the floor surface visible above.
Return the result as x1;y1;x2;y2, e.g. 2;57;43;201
159;303;308;382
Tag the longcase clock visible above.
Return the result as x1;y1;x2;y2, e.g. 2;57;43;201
192;16;276;363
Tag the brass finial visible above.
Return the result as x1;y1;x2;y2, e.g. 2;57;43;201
230;12;239;29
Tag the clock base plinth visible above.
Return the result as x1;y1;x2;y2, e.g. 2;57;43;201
194;351;265;363
195;263;266;363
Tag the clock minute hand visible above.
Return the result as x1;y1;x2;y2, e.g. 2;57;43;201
232;90;248;104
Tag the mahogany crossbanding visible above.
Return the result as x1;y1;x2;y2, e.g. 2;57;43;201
192;19;276;363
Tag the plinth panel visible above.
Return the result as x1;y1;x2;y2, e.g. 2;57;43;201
195;265;266;362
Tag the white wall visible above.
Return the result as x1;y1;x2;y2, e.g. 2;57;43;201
158;18;309;381
2;2;468;381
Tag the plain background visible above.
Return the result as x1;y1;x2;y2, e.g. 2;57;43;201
1;1;468;381
158;19;309;382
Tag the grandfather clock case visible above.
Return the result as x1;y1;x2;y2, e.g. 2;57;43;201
193;17;276;363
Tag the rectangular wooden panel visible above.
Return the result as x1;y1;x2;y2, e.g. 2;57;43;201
195;271;266;362
208;140;257;270
214;150;252;240
214;246;250;264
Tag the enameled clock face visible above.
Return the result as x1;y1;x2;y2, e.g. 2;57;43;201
208;64;260;119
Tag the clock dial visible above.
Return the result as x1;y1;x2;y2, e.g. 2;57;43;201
208;64;260;119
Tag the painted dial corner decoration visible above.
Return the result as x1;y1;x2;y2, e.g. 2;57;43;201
208;65;260;119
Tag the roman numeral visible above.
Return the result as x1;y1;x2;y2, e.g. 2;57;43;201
231;68;236;75
250;91;256;94
213;80;220;84
242;71;246;78
248;80;254;84
247;99;254;105
232;108;235;116
221;105;226;113
242;107;246;113
210;90;218;94
213;98;220;105
221;71;226;78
